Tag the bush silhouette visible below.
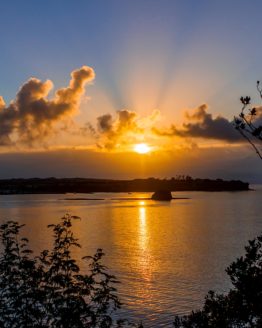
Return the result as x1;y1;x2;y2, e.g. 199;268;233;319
174;234;262;327
234;82;262;159
0;214;137;328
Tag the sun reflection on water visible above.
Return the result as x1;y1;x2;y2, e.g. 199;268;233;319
139;205;147;248
138;201;152;284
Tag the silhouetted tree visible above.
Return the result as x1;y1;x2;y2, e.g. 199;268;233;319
0;215;138;328
174;234;262;327
234;81;262;159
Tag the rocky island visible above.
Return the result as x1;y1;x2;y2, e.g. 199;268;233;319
151;190;173;201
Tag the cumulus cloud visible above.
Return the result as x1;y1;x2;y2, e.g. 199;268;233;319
0;66;95;146
0;66;245;152
61;100;244;150
153;104;242;142
97;113;114;133
94;109;144;149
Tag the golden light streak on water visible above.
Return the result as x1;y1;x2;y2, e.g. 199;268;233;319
135;201;156;310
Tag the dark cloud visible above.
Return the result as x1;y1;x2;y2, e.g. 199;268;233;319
94;109;142;149
117;109;137;130
0;66;95;146
97;114;113;132
153;104;242;142
97;110;138;133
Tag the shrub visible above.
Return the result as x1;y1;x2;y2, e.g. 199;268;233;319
0;214;136;328
234;82;262;159
174;234;262;327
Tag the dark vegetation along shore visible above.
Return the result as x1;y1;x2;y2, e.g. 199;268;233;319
0;176;249;194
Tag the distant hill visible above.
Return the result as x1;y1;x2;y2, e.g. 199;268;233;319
0;177;249;194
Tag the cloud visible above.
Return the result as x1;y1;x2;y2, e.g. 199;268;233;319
0;66;95;146
90;104;243;151
153;104;242;142
94;109;143;149
97;113;113;133
0;65;245;152
97;109;139;133
117;109;137;130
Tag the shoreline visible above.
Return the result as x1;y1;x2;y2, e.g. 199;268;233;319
0;177;250;194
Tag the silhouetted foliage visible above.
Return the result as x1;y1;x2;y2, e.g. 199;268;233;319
234;81;262;159
0;215;137;327
174;234;262;327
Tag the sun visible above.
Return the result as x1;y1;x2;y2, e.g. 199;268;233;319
134;143;151;154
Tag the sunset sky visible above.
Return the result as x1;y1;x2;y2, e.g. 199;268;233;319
1;0;262;181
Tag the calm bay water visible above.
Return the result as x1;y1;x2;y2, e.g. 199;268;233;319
0;187;261;327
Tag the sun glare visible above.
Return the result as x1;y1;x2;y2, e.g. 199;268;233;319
134;143;151;154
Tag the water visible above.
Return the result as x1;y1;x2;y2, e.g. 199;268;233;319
0;187;261;327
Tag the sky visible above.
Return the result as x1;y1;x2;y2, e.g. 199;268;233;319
0;0;262;181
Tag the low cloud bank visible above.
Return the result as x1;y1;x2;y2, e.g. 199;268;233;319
153;104;242;142
0;147;260;182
